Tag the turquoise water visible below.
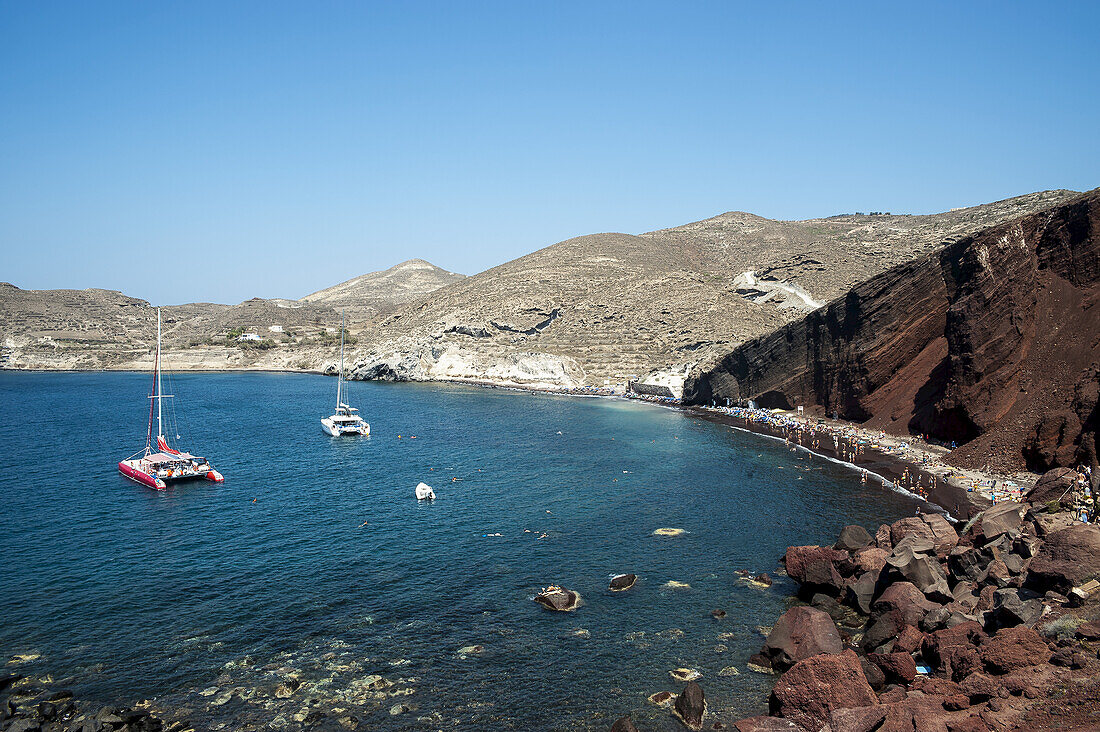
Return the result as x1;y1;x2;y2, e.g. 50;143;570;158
0;372;917;729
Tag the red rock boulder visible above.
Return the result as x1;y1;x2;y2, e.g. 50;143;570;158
761;606;843;671
768;649;878;731
979;626;1051;674
868;651;917;684
922;621;987;681
1024;467;1080;507
854;546;888;574
1025;523;1100;595
782;546;849;593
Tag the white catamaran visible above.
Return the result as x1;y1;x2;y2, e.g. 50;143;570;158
321;314;370;436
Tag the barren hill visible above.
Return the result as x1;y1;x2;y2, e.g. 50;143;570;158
0;191;1083;385
345;190;1080;391
0;258;462;370
300;259;465;319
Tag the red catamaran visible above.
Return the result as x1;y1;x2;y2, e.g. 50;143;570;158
118;308;224;490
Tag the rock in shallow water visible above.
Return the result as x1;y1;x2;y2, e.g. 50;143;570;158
672;681;706;730
610;714;639;732
760;606;842;671
670;668;702;682
609;574;637;591
534;586;580;611
648;691;675;707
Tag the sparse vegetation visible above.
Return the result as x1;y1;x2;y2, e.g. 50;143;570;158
317;329;357;346
1040;615;1083;641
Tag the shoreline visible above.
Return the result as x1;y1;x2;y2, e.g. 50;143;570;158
3;366;1026;518
682;404;1000;521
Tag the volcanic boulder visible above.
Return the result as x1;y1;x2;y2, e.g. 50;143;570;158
835;525;874;552
977;503;1026;542
768;649;878;731
672;681;706;730
854;546;888;574
979;626;1051;674
867;651;917;684
1025;523;1100;594
760;606;843;671
1025;467;1081;507
885;546;952;601
782;546;848;594
991;588;1043;627
534;586;580;612
922;621;987;681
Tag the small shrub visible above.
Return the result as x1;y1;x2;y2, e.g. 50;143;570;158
1040;615;1082;641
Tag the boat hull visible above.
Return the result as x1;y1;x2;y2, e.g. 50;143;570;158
118;461;167;490
119;460;224;489
321;418;370;436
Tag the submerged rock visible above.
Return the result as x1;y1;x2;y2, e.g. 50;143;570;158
611;715;639;732
534;586;580;612
670;668;702;682
648;691;675;707
653;527;687;537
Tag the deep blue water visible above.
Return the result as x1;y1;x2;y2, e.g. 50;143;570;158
0;372;918;729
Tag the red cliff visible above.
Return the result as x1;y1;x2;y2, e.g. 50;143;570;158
684;189;1100;474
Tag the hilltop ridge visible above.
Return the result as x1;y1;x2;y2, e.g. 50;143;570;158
0;189;1085;409
300;259;465;318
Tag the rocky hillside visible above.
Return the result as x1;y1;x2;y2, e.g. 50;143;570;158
684;189;1100;474
344;191;1078;391
300;259;465;320
738;476;1100;731
0;191;1083;386
0;258;461;370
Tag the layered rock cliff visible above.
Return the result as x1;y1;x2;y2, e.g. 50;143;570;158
684;189;1100;474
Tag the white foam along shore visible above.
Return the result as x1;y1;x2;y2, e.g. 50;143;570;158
685;403;1041;519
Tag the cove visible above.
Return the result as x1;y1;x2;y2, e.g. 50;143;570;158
0;371;921;729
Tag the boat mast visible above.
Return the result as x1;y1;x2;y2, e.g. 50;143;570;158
336;311;345;411
156;307;163;440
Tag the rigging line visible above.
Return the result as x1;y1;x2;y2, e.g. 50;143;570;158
162;347;188;448
145;313;157;452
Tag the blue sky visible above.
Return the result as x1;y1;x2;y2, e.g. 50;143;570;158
1;1;1097;305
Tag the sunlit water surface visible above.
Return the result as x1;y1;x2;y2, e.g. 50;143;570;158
0;372;918;729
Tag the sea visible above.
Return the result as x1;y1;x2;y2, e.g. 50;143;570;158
0;371;920;730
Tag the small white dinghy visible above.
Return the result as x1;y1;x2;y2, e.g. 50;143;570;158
415;482;436;500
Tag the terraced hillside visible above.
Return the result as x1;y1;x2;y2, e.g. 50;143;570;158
344;190;1081;391
0;259;460;370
